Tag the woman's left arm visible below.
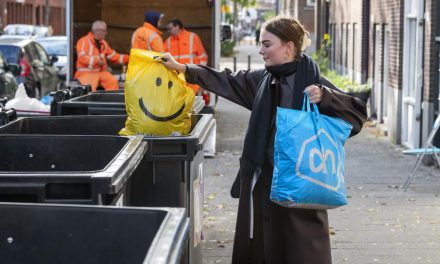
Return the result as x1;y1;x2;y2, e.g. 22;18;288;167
313;76;368;137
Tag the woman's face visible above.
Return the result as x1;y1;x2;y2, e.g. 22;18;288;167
258;29;293;66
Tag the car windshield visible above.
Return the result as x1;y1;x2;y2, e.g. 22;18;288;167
37;40;66;56
0;45;20;64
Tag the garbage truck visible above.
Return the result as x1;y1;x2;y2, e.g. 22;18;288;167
65;0;220;113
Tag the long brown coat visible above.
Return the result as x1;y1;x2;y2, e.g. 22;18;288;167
185;65;367;264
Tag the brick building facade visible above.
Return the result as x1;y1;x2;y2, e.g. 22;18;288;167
317;0;440;150
423;0;440;148
326;0;368;84
369;0;403;144
0;0;65;35
279;0;317;52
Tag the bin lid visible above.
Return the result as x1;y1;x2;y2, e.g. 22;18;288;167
0;135;148;194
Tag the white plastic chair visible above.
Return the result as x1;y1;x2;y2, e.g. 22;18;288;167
402;114;440;191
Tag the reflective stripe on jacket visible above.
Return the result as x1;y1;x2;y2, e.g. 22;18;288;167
75;32;128;72
164;29;208;65
131;22;164;52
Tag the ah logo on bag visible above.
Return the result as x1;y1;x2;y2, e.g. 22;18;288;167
296;128;344;192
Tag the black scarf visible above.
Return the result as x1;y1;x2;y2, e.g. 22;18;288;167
241;53;320;167
266;60;298;79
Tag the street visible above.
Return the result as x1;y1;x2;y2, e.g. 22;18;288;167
202;44;440;264
1;0;439;263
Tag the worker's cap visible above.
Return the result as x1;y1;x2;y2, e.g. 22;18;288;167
144;11;164;28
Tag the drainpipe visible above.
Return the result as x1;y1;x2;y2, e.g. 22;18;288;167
362;0;370;83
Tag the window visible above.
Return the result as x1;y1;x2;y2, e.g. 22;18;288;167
33;43;50;65
306;0;316;7
0;45;20;64
341;23;345;74
330;24;335;70
352;23;358;82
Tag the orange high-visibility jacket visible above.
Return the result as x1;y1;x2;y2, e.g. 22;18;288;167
131;22;164;52
75;32;128;73
164;29;208;65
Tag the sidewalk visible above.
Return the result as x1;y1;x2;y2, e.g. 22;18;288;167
330;124;440;264
202;43;440;264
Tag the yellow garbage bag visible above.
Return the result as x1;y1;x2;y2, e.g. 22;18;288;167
120;49;194;136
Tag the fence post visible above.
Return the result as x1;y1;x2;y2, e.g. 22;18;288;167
247;54;251;70
233;57;237;72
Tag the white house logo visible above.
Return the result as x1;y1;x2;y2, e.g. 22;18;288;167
296;128;344;192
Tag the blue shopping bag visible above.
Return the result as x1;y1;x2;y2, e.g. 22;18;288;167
270;94;353;209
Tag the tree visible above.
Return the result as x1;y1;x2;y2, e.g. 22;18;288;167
231;0;256;41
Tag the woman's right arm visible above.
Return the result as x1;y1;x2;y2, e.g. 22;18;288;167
162;53;265;110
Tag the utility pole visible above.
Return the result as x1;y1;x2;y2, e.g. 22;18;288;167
44;0;50;26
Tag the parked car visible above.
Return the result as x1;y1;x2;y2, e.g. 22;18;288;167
2;24;53;38
0;38;59;98
36;36;67;89
0;50;19;98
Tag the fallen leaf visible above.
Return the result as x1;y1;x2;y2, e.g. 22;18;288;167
206;216;217;221
206;194;217;200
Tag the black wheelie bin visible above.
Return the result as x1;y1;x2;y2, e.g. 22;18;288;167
0;108;16;126
0;114;215;264
0;202;189;264
53;92;205;115
0;135;147;206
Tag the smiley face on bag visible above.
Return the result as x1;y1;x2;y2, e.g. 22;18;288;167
138;74;187;122
120;49;194;136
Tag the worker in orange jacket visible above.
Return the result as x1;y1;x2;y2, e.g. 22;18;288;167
164;19;208;93
131;11;164;52
75;20;128;91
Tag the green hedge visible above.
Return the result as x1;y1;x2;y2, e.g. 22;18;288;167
221;41;235;57
322;70;371;93
311;34;371;94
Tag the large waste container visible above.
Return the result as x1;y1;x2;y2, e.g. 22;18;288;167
54;93;205;115
0;202;189;264
0;135;147;205
90;90;206;114
0;114;215;264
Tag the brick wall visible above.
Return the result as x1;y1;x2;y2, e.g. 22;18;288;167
370;0;403;92
297;0;314;33
328;0;366;82
424;0;440;148
0;0;65;35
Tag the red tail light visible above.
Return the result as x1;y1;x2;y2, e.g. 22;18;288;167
202;90;210;105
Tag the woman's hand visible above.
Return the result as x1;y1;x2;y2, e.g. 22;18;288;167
161;53;187;73
304;85;323;104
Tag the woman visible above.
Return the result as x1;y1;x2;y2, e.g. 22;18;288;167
163;16;367;264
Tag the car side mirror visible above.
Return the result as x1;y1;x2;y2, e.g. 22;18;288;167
50;55;58;65
7;63;21;76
